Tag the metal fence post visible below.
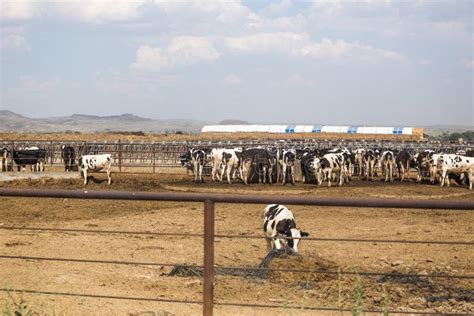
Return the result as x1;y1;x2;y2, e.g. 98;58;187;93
10;142;14;172
203;199;215;316
152;143;156;174
118;140;122;173
50;140;54;166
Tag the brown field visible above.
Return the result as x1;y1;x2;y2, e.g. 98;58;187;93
0;172;473;315
0;130;423;142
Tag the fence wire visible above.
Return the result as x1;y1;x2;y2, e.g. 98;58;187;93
1;226;473;245
1;255;472;280
0;288;466;315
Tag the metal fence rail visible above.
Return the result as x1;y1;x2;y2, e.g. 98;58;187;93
0;188;473;315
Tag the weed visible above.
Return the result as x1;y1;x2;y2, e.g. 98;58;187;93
351;274;365;316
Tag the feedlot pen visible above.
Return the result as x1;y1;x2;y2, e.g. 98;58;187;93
0;181;473;315
1;139;472;174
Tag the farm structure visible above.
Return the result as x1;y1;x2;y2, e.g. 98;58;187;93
0;139;471;175
0;187;473;315
201;125;425;141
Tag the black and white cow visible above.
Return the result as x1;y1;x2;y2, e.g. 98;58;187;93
300;149;319;184
414;150;434;182
79;154;113;185
262;204;309;253
437;154;473;190
220;148;241;184
353;149;365;177
363;149;380;181
313;152;347;187
12;148;47;172
190;148;206;183
395;149;411;182
179;151;194;175
381;151;396;182
61;145;75;172
1;146;10;172
279;149;296;185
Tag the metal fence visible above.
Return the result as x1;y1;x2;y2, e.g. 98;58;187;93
1;139;472;174
0;188;473;315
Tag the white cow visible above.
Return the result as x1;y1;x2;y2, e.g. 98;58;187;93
79;154;112;185
221;148;241;184
380;151;396;182
437;154;473;189
354;149;365;176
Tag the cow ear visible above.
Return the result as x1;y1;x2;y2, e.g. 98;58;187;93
300;231;309;237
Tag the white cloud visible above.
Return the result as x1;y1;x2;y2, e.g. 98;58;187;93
419;59;432;66
130;37;220;72
0;0;148;22
262;0;293;17
0;0;36;20
224;32;404;62
224;32;307;53
20;75;61;92
153;0;258;24
0;26;29;52
223;74;242;85
465;60;474;69
53;0;148;23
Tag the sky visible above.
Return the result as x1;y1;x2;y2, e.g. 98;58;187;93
0;0;472;126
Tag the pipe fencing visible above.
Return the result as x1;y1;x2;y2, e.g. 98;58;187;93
0;188;473;315
1;139;472;174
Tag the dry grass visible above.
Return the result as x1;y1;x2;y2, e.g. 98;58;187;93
0;130;423;142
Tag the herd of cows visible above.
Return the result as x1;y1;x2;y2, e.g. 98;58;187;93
1;143;473;189
0;145;112;185
180;146;474;189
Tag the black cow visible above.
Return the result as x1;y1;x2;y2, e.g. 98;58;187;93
12;149;47;172
61;145;75;172
395;149;411;181
240;148;272;184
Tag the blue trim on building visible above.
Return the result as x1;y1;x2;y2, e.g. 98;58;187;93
312;125;322;133
285;125;296;133
348;126;359;134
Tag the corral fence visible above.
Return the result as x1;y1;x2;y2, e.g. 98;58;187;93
0;188;473;315
1;139;472;174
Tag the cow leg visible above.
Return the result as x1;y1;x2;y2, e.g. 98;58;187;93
327;169;332;187
211;165;217;181
265;238;273;252
107;169;112;185
291;166;295;185
281;165;287;185
226;166;232;185
83;169;88;185
440;170;446;187
273;238;282;250
199;164;204;183
468;171;473;190
194;162;199;183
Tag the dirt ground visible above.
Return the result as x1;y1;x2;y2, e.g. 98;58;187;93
0;172;473;315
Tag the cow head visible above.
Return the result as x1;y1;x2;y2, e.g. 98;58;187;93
285;228;309;253
179;151;192;168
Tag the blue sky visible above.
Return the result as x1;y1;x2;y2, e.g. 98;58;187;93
0;0;472;126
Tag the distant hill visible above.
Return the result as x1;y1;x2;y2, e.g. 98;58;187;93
0;110;207;133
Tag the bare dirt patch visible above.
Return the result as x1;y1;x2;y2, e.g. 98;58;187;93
0;173;473;315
